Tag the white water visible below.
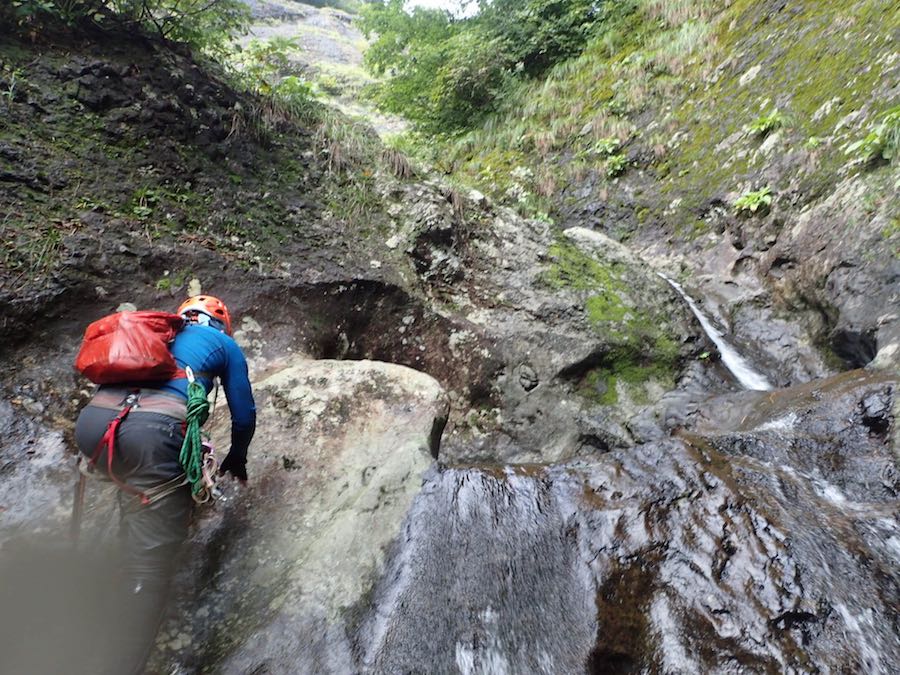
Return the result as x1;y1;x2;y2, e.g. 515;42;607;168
658;273;773;391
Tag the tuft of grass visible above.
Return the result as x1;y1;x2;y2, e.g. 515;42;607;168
642;0;718;25
648;19;714;75
314;110;381;174
381;147;415;180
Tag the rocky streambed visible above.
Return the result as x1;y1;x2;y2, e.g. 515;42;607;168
0;174;896;672
0;18;898;674
1;349;896;674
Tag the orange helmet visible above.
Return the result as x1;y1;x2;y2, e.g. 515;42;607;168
177;295;232;335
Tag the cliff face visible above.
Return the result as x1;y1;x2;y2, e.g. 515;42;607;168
447;0;900;382
0;25;714;465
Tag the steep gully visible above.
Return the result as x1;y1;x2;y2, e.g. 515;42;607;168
143;268;894;671
0;235;895;673
0;7;896;669
0;179;895;673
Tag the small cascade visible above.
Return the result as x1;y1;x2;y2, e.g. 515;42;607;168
658;273;773;391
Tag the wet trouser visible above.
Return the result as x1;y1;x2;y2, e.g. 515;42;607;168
75;404;192;675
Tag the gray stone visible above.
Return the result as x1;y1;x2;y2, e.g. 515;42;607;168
153;359;448;673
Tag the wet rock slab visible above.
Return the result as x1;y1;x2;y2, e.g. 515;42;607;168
0;400;73;541
357;373;899;674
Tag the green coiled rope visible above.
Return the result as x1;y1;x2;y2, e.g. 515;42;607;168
179;378;210;496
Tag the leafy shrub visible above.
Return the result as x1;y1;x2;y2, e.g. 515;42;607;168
7;0;96;26
428;30;512;132
594;137;621;155
734;186;773;214
316;73;343;96
804;136;823;150
226;38;319;139
230;37;300;92
606;153;628;177
5;0;248;57
360;0;601;134
747;109;787;137
477;0;601;77
846;106;900;165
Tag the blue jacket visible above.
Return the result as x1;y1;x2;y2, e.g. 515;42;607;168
158;324;256;462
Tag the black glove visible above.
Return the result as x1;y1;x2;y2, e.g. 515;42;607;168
219;450;248;482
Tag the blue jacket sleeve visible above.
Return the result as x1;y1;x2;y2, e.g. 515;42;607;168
220;336;256;463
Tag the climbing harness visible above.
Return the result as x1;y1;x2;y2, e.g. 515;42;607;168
76;370;219;535
179;367;219;504
88;392;152;505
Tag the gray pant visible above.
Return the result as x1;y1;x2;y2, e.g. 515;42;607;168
75;404;193;675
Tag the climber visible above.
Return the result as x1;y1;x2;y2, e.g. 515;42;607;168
73;295;256;675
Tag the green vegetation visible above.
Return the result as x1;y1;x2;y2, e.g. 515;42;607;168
733;187;773;214
226;38;319;140
155;269;187;292
540;239;681;404
362;0;897;234
541;240;623;292
580;349;676;406
747;109;787;137
301;0;366;12
846;106;900;165
884;218;900;259
3;0;249;57
359;0;601;134
804;136;824;150
1;65;23;108
606;153;628;178
593;137;621;156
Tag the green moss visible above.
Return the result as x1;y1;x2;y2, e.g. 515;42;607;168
578;345;678;407
585;293;627;324
668;0;899;215
581;369;619;405
541;240;625;292
540;237;682;406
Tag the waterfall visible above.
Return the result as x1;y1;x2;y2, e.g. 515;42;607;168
658;273;773;391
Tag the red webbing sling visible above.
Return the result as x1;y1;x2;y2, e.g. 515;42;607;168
90;400;151;506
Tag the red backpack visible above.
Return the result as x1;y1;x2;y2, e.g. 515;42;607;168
75;311;185;384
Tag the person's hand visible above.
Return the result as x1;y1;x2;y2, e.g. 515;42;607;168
219;451;248;485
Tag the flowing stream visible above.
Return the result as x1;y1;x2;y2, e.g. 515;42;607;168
658;273;773;391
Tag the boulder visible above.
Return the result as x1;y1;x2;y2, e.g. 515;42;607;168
152;358;448;673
